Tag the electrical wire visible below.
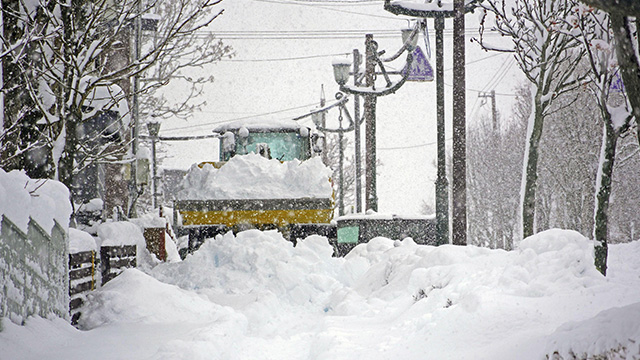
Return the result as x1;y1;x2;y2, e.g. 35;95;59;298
198;28;502;41
379;137;452;150
161;101;321;133
275;0;383;5
219;52;350;62
253;0;401;20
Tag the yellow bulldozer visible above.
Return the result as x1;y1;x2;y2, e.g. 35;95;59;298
173;119;336;252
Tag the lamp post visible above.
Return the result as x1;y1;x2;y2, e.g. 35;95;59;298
384;0;478;246
146;121;161;209
306;93;355;217
332;26;419;212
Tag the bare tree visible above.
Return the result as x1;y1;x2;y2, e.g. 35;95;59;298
139;0;233;121
1;0;231;213
325;133;356;215
467;86;527;250
562;5;633;275
578;0;640;137
476;0;590;239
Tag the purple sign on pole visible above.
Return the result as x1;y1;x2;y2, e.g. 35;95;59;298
403;46;434;82
610;69;625;93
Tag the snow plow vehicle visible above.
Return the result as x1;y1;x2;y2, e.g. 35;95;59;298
173;119;336;251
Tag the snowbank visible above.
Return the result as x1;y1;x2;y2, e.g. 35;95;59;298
544;302;640;359
150;230;344;309
68;228;97;253
2;229;640;360
129;211;181;263
0;169;71;233
79;269;242;328
176;153;333;200
96;221;157;269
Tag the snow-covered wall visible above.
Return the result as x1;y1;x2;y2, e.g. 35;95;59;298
0;170;72;329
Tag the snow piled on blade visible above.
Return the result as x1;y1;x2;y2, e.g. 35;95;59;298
176;153;333;200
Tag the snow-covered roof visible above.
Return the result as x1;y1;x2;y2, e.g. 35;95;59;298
212;118;308;133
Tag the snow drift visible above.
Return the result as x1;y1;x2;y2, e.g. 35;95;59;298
2;229;639;360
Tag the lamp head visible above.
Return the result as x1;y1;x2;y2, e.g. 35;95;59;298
402;28;418;51
147;121;161;137
332;59;351;86
311;111;323;127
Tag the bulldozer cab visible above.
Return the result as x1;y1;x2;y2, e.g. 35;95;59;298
215;119;321;162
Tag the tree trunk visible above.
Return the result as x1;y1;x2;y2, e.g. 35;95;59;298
593;114;617;276
610;14;640;133
1;0;27;170
521;93;545;239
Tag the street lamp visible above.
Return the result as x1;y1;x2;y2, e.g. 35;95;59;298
295;92;356;216
401;27;419;50
146;121;161;209
332;24;421;212
384;0;478;246
332;59;351;86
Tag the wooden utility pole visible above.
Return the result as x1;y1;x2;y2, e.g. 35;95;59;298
364;34;378;212
435;16;449;246
452;0;467;245
478;90;498;131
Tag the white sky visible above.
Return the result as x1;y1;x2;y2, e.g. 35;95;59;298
158;0;524;214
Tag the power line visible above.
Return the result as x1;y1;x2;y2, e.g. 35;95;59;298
274;0;383;5
199;28;502;41
161;101;321;133
379;137;452;150
220;52;350;62
253;0;401;20
223;49;509;64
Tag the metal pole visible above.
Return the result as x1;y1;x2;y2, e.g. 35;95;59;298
364;34;378;212
339;117;345;216
320;85;329;166
353;48;363;213
452;0;467;245
151;136;158;208
435;16;449;246
129;3;142;218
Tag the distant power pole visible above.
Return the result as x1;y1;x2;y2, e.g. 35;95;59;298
478;90;498;131
452;0;467;246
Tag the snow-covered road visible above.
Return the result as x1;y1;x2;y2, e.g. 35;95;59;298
2;229;639;359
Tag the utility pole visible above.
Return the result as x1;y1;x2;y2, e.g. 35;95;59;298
364;34;378;212
435;16;449;246
452;0;467;246
478;90;498;131
353;49;363;213
129;3;143;218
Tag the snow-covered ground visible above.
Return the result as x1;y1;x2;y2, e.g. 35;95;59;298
2;228;639;360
